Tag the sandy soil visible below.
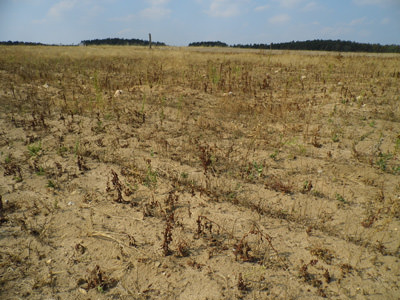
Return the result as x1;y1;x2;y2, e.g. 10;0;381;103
0;46;399;299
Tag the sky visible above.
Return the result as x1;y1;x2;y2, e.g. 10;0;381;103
0;0;399;46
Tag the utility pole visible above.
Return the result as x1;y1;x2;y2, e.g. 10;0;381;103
149;33;152;49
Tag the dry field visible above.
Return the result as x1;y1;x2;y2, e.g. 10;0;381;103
0;45;399;299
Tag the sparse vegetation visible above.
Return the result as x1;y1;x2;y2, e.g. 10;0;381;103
0;45;399;299
27;142;42;156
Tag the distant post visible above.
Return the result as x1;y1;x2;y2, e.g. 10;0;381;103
149;33;152;49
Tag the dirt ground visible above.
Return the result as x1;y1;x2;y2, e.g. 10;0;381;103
0;46;399;299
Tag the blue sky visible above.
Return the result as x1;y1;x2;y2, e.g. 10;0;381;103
1;0;399;46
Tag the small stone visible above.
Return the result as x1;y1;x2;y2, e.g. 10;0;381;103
78;287;87;295
114;89;123;97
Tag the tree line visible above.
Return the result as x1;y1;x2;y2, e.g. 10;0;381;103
189;39;400;53
188;41;228;47
0;38;166;47
81;38;165;46
2;38;399;53
0;41;48;46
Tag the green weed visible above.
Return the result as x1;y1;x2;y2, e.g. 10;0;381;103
47;180;56;189
13;176;23;183
332;133;339;143
74;140;80;157
141;94;146;114
376;152;392;171
28;142;42;156
395;135;400;152
270;150;279;160
144;162;157;188
4;154;11;164
57;146;68;157
36;166;45;176
335;193;348;204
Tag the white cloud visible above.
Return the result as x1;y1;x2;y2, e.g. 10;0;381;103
207;0;246;18
381;17;390;24
353;0;399;6
109;14;136;22
302;1;318;11
140;6;171;19
255;5;270;12
44;0;106;23
349;17;366;26
269;14;290;24
147;0;170;5
47;0;78;18
140;0;171;19
274;0;304;8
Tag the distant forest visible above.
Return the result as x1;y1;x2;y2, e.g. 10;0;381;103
0;38;166;46
81;38;166;46
188;41;229;47
0;41;48;46
189;39;400;53
2;38;399;53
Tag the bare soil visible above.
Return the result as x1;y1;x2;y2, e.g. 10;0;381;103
0;46;399;299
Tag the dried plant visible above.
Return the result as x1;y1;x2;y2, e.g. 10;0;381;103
106;169;131;204
237;273;248;292
77;155;89;171
162;212;174;256
84;265;117;292
198;143;215;175
265;176;293;194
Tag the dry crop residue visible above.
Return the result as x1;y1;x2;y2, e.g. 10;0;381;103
0;46;399;299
